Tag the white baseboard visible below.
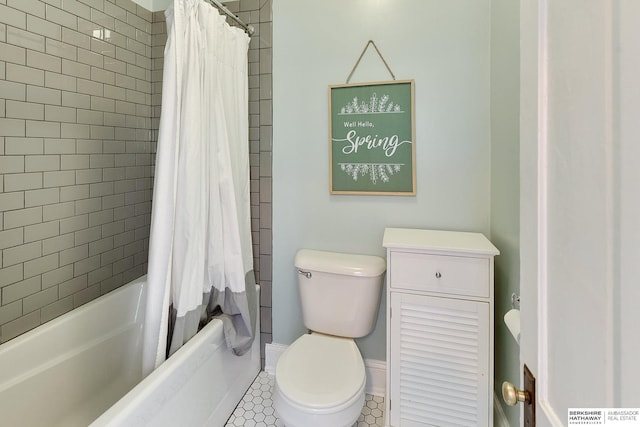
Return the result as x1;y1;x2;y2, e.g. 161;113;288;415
363;359;386;397
264;342;288;375
493;391;511;427
264;342;386;397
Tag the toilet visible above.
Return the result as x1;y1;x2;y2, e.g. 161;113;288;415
273;249;386;427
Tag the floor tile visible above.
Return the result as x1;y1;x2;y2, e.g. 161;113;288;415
225;371;385;427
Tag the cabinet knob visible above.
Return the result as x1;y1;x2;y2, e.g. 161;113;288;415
435;272;442;279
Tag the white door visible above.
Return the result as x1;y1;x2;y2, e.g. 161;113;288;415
519;0;640;425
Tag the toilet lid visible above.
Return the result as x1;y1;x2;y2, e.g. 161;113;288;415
276;334;365;409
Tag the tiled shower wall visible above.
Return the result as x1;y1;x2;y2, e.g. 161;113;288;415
229;0;273;366
0;0;155;343
0;0;273;361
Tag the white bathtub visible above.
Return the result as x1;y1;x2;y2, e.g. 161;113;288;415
0;275;261;427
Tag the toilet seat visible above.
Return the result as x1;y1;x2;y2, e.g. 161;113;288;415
274;333;366;427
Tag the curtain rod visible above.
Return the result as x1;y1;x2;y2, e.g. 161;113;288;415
206;0;255;35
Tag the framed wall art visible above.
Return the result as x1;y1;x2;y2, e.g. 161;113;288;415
329;80;415;195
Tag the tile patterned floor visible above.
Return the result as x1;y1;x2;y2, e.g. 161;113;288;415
225;371;385;427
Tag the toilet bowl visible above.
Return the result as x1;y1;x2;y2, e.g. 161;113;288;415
274;334;365;427
273;249;386;427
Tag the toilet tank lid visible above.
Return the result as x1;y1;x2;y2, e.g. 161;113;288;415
295;249;386;277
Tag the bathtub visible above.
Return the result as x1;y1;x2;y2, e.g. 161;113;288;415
0;275;261;427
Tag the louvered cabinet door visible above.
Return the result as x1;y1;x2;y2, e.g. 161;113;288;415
388;292;490;427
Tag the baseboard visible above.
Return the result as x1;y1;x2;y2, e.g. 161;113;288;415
264;342;288;375
493;390;511;427
264;342;386;397
363;359;386;397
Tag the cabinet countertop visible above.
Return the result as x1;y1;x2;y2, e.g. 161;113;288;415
382;228;500;256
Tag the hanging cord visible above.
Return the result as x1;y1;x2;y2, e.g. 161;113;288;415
346;40;396;84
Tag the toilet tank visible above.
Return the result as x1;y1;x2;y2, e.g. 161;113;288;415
295;249;386;338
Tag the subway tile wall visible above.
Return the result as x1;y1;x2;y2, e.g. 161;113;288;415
0;0;155;343
228;0;273;367
0;0;273;363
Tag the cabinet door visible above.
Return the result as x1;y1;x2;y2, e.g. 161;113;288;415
389;292;490;427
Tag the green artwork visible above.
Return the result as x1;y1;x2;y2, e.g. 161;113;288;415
329;80;415;195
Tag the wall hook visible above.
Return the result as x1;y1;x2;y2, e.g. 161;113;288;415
511;293;520;309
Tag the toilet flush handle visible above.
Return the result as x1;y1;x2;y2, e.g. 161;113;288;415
298;269;312;279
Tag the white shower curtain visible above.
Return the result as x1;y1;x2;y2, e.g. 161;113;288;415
142;0;255;376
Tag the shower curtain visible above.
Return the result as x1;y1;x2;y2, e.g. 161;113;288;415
142;0;255;376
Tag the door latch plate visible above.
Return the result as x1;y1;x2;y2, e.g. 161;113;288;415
524;364;536;427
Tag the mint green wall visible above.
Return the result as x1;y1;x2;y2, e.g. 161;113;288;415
272;0;492;361
490;0;520;424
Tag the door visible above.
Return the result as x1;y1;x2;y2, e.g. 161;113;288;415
520;0;640;425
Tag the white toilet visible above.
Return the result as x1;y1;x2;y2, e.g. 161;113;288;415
273;249;386;427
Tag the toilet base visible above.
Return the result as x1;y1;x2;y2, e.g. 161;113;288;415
273;380;365;427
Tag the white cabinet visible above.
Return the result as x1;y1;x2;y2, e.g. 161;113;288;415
383;228;499;427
